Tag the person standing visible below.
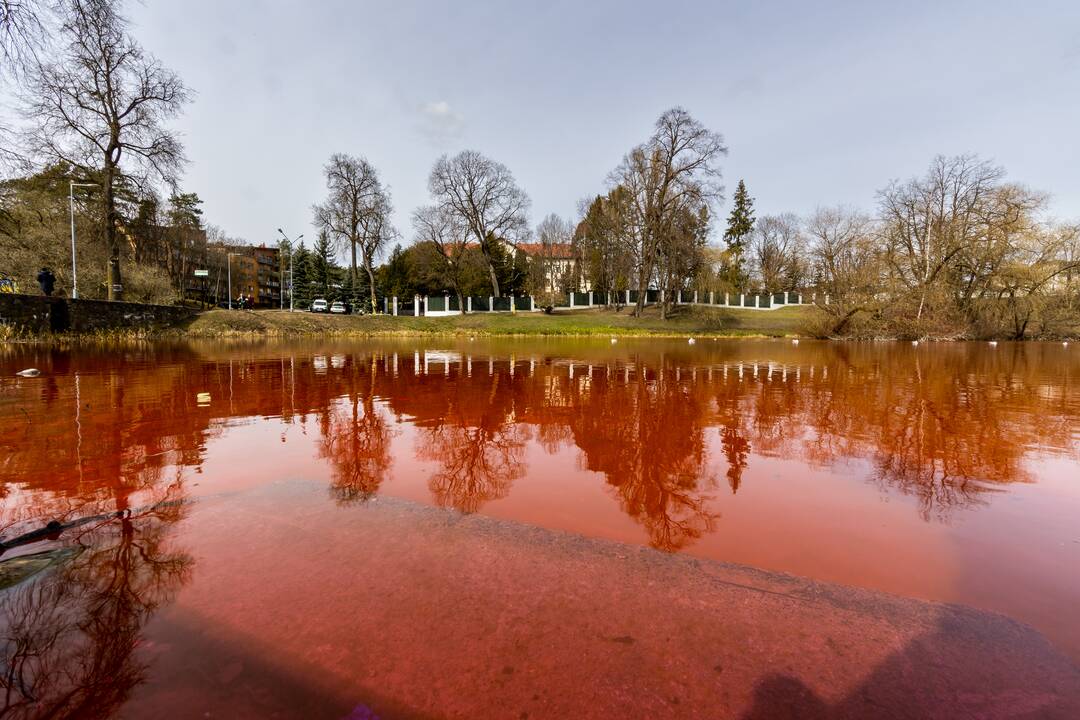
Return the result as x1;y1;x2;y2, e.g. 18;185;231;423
37;268;56;296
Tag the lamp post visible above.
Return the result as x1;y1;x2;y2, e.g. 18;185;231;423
68;181;97;299
278;228;303;311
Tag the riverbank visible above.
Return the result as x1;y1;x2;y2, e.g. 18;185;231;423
171;305;814;339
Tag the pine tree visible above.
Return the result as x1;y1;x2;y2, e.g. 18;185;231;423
291;241;314;309
723;179;755;288
312;230;335;300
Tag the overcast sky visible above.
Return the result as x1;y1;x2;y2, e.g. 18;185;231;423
127;0;1080;252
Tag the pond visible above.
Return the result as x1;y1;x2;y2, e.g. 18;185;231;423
1;338;1079;718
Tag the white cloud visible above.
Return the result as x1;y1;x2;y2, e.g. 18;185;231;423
418;100;464;146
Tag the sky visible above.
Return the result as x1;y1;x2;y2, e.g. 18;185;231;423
124;0;1080;252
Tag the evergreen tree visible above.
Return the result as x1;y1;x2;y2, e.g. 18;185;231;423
377;244;412;300
312;230;335;299
291;241;314;309
722;179;755;288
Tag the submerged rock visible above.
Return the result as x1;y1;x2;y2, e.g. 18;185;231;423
0;547;81;590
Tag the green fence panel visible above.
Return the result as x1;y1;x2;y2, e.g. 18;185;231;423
514;295;532;311
572;292;590;306
492;297;511;311
628;290;639;304
428;295;445;312
645;289;660;303
555;293;570;308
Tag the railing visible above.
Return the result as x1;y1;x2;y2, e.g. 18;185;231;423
407;290;825;316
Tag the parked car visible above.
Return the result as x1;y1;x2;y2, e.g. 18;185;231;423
330;301;348;314
310;298;329;313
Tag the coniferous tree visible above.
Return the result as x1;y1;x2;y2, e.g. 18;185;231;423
723;179;755;288
291;241;314;309
312;230;335;300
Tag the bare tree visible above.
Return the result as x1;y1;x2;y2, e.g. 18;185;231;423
1;0;48;75
750;213;806;293
313;153;381;301
427;150;530;296
878;154;1004;321
805;206;880;332
612;107;727;317
412;204;470;311
23;0;189;301
530;213;573;307
356;185;396;312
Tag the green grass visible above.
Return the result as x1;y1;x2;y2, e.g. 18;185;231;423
177;305;817;339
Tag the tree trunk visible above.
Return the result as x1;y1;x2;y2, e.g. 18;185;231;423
350;239;359;291
104;165;123;302
365;261;377;314
486;257;501;298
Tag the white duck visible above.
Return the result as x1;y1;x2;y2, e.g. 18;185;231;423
688;338;696;345
16;368;41;377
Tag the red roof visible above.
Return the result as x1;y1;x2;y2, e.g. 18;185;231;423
516;242;575;259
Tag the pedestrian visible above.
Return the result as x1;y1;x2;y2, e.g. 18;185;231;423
37;268;56;296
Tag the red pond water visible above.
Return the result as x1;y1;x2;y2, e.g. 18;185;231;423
1;338;1079;718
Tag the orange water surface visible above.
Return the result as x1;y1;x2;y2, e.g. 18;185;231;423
1;338;1079;718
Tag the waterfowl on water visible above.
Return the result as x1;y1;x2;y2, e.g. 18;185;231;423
911;340;919;347
15;369;41;377
688;338;696;345
989;341;998;347
610;337;618;344
792;339;800;345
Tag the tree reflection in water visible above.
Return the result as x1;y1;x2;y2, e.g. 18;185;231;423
317;357;394;505
569;361;720;551
0;482;191;720
3;341;1078;560
415;369;527;514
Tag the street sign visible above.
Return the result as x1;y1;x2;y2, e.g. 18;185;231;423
194;269;209;277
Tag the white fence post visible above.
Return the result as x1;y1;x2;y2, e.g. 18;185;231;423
467;296;472;313
569;292;574;309
589;291;594;306
489;295;494;312
392;296;398;316
530;295;535;311
625;289;630;305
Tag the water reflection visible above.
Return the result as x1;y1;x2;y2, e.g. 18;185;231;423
2;341;1078;551
1;484;191;719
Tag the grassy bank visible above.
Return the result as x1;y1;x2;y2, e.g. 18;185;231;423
173;305;815;339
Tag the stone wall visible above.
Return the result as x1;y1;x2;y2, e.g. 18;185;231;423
0;294;196;335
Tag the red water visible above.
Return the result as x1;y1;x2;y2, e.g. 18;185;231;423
2;338;1079;718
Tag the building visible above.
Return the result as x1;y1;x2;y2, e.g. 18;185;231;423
208;243;283;308
513;242;587;292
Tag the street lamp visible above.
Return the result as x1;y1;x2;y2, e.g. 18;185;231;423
68;181;97;299
278;228;303;311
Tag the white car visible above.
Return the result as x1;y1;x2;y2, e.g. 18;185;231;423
310;298;328;313
330;301;348;314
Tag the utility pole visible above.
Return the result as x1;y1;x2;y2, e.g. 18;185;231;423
68;181;97;299
278;228;303;311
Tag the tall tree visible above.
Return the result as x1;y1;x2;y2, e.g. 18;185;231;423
613;107;727;317
356;186;396;312
25;0;189;301
311;229;335;300
427;150;530;297
722;179;754;288
313;153;382;305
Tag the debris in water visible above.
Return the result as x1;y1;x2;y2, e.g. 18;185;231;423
15;368;41;377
